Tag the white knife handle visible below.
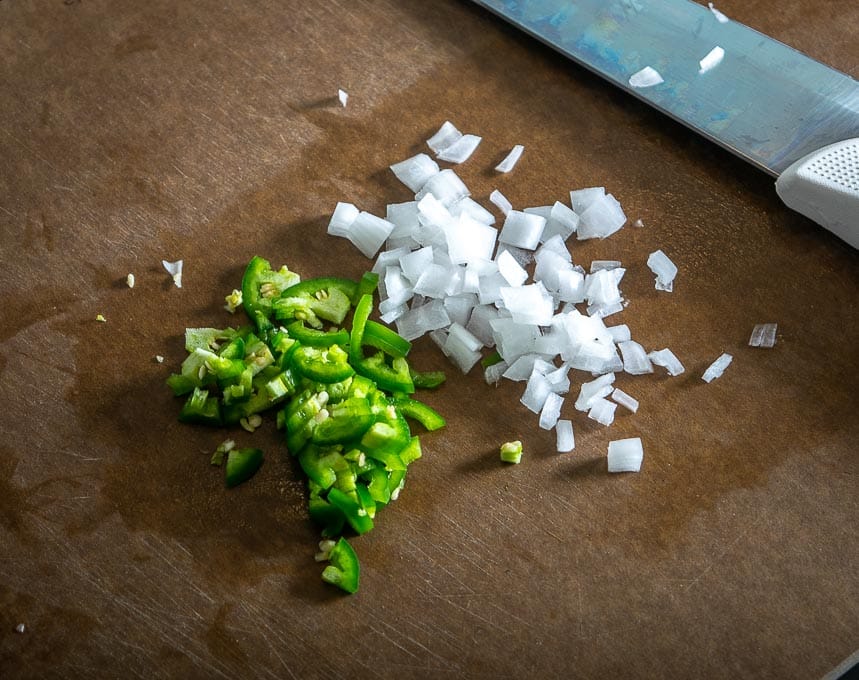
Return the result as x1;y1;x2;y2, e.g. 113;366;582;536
775;138;859;249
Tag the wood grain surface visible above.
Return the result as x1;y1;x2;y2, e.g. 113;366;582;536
1;1;857;678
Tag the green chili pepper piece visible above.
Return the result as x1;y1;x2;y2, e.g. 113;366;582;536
312;397;375;445
349;294;373;364
291;345;355;383
481;350;504;368
285;320;350;348
242;256;301;332
410;369;446;389
393;397;446;431
362;320;412;358
321;537;360;594
327;487;374;535
225;447;264;487
354;271;380;304
178;387;222;426
398;436;422;465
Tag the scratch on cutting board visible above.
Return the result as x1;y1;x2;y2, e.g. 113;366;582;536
682;514;766;592
365;611;453;669
237;600;301;680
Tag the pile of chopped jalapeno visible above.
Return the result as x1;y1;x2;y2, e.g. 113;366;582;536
166;256;446;593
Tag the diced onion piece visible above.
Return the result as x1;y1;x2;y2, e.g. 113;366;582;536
749;323;777;348
446;213;497;265
390;154;440;193
500;282;555;326
588;397;617;426
633;218;645;228
383;266;414;306
539;392;564;430
373;247;412;276
450;197;495;225
611;387;639;413
484;360;508;386
545;364;570;394
648;348;685;376
629;66;664;88
399;246;434;284
489;189;513;216
444;322;483;373
126;273;135;288
162;259;183;288
699;46;725;74
427;121;462;155
541;201;579;243
499;210;546;250
437;134;482;163
590;260;622;273
702;352;733;383
327;202;360;237
416;169;470;207
380;302;408;324
347;211;395;258
577;193;627;240
520;369;552;414
607;437;643;472
495;145;525;173
555;419;575;452
584;269;622;307
708;2;729;23
574;372;616;411
503;353;543;382
466;304;500;347
490;317;542;364
606;324;631;342
496;249;528;287
569;187;605;214
647;249;678;291
618;340;654;375
338;89;348;107
413;263;453;298
443;293;477;327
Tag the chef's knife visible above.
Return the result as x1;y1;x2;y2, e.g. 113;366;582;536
470;0;859;249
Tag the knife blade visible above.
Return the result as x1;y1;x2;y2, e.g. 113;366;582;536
470;0;859;248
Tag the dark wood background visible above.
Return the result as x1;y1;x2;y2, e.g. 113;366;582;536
1;1;857;677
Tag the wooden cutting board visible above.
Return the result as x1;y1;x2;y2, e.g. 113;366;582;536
1;1;857;677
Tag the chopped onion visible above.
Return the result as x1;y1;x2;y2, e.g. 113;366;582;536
569;187;605;214
606;324;631;342
618;340;654;375
338;89;348;107
576;193;627;240
574;372;616;411
499;210;546;250
503;353;543;381
446;213;497;265
500;282;555;326
590;260;622;273
489;189;513;216
648;348;685;376
443;293;477;327
555;419;575;452
450;197;495;225
496;249;528;287
708;2;730;23
162;259;183;288
327;201;359;237
416;169;470;207
437;134;482;164
399;246;434;283
126;273;135;288
588;397;617;426
629;66;664;88
539;392;564;430
699;46;725;74
427;121;462;155
495;144;525;173
540;201;579;242
647;249;677;291
610;387;639;413
484;360;508;386
465;304;500;347
444;323;483;373
390;155;440;193
607;437;643;472
749;323;777;348
702;352;733;383
521;369;553;414
348;211;395;258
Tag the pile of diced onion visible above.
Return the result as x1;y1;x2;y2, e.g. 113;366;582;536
326;121;691;472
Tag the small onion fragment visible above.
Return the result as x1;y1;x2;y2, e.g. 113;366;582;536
698;46;725;74
611;387;639;413
749;323;777;348
618;340;654;375
702;353;733;383
555;419;575;452
337;89;348;107
539;392;564;430
390;154;440;193
495;145;524;173
629;66;664;88
588;397;617;426
162;259;183;288
437;134;482;164
607;437;643;473
489;189;513;216
427;121;462;155
499;210;546;250
647;348;685;376
708;2;730;23
647;249;677;291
